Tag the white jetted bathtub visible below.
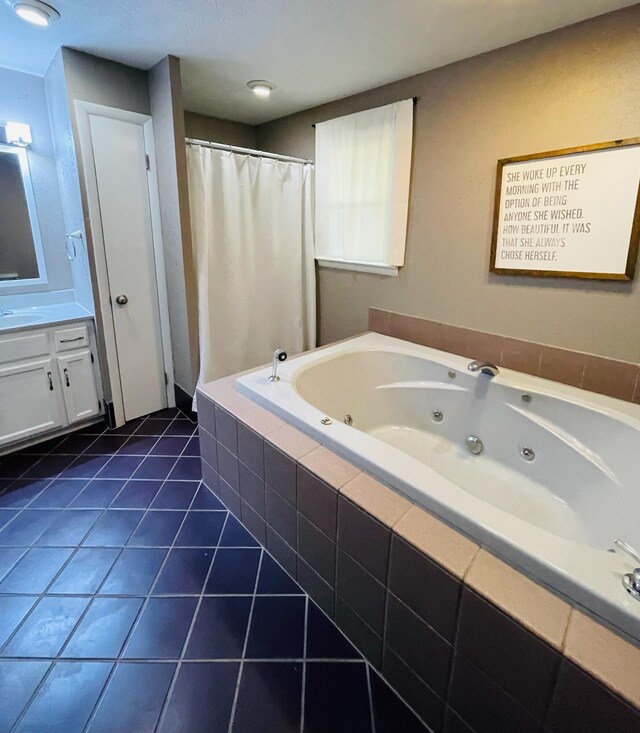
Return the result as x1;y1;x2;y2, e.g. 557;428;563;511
237;332;640;641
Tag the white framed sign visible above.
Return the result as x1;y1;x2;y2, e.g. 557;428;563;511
490;138;640;280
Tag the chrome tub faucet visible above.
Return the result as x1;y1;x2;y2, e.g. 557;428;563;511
468;360;499;377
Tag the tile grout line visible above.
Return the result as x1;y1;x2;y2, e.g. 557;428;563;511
0;410;190;507
299;594;309;733
0;530;124;655
2;549;114;649
153;506;232;733
83;477;205;733
366;663;376;733
0;491;127;642
4;416;182;731
0;589;298;600
0;408;426;731
114;434;198;664
4;411;195;731
1;655;365;663
226;547;265;733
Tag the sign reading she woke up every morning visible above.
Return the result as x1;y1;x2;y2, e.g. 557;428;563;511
490;139;640;280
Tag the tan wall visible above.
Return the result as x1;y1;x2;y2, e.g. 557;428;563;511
150;56;198;394
184;110;257;149
257;6;640;362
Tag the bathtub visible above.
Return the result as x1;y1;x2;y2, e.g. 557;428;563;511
237;332;640;641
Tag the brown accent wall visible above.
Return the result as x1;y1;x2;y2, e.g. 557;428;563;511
184;110;257;149
257;5;640;362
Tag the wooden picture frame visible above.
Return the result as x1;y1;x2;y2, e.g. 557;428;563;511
490;137;640;280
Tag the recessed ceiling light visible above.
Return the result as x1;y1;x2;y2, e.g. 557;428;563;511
247;80;276;98
7;0;60;26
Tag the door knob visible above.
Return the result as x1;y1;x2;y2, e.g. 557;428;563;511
115;294;128;305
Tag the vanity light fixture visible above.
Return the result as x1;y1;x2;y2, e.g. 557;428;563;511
247;80;276;98
6;0;60;26
5;122;32;147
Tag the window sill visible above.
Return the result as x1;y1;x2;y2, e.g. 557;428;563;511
316;258;399;277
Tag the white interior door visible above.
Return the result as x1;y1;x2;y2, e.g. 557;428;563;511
87;114;167;421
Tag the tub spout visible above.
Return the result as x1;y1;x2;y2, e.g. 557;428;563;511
468;360;499;377
268;348;288;382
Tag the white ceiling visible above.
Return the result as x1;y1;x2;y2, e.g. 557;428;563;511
0;0;635;125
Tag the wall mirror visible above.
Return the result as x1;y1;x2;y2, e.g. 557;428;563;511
0;143;47;288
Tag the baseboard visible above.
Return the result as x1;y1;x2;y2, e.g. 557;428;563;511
104;400;116;429
174;384;197;422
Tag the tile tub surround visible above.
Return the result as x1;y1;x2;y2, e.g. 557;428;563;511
369;308;640;404
0;407;425;733
198;378;640;733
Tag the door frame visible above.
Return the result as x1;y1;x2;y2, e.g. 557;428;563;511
75;101;175;425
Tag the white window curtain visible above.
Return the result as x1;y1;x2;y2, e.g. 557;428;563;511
186;145;316;390
315;99;414;275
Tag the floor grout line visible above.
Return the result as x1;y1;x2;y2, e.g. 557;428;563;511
226;546;265;733
153;509;232;733
1;412;194;732
81;426;197;733
366;662;376;733
0;408;429;732
300;594;309;733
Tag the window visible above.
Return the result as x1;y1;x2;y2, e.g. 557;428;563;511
314;99;414;275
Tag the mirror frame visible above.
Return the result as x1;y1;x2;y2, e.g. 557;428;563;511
0;143;48;289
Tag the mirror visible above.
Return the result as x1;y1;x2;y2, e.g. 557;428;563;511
0;144;47;287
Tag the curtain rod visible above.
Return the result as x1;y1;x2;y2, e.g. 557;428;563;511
185;138;313;165
311;96;418;128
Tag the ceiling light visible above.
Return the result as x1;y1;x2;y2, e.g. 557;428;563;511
247;80;276;98
8;0;60;26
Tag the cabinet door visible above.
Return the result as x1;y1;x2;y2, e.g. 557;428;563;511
0;357;65;446
56;350;100;424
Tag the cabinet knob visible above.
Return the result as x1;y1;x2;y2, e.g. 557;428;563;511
115;294;128;305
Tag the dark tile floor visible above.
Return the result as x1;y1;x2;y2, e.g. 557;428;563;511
0;408;427;733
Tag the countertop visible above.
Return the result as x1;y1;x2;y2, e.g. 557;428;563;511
0;303;94;334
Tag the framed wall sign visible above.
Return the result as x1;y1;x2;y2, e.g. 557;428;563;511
490;138;640;280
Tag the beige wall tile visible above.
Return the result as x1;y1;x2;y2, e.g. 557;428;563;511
341;473;412;528
465;550;571;650
465;330;505;365
388;312;429;347
198;378;284;436
633;371;640;405
582;356;638;402
238;404;286;436
266;424;319;460
438;324;473;358
564;610;640;708
394;506;478;579
198;376;236;405
369;308;391;335
500;337;542;376
299;446;361;489
539;347;587;389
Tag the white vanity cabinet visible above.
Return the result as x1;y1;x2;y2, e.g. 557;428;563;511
0;356;65;444
56;349;99;423
0;320;102;449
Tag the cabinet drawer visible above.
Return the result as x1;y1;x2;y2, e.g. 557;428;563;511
53;325;89;352
0;331;49;365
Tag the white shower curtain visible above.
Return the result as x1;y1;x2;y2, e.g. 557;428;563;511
186;145;316;389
